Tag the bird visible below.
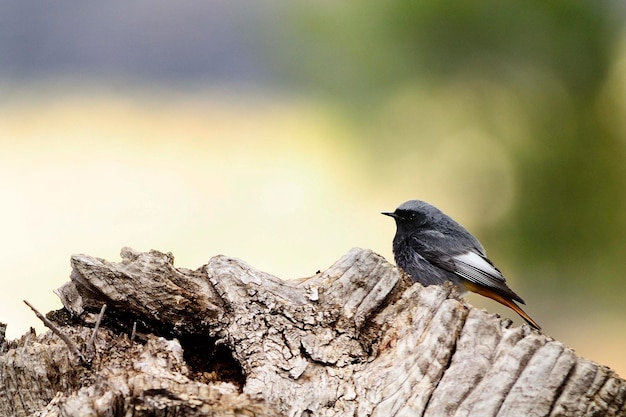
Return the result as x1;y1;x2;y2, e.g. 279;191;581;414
382;199;540;330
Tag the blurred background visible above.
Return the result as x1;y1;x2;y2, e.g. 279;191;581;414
1;1;625;376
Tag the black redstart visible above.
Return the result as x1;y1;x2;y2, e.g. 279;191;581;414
383;199;540;330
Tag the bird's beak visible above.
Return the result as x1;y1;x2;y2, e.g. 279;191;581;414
381;211;399;219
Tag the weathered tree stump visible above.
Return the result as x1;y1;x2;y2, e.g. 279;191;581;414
1;247;624;416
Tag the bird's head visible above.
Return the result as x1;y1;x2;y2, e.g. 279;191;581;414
382;200;439;232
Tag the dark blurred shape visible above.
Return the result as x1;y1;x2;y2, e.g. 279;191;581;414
283;1;620;99
0;1;277;83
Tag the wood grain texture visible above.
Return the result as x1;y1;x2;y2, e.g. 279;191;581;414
1;247;624;416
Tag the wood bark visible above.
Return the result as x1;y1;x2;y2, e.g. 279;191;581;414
1;247;624;417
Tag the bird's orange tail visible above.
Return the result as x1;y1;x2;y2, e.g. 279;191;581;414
463;282;541;330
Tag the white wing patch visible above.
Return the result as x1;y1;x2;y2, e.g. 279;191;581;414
452;250;524;304
454;252;502;278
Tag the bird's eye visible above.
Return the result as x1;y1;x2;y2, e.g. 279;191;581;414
395;209;423;223
407;211;427;225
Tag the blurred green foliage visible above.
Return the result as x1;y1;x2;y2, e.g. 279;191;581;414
278;1;626;298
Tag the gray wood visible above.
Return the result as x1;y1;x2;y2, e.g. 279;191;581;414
1;247;624;416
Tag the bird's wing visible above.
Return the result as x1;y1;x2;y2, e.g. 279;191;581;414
452;251;525;304
408;236;525;304
408;235;538;328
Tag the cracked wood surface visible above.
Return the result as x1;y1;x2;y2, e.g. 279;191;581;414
1;247;625;416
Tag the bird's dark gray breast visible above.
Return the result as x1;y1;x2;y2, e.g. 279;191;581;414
392;234;462;286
